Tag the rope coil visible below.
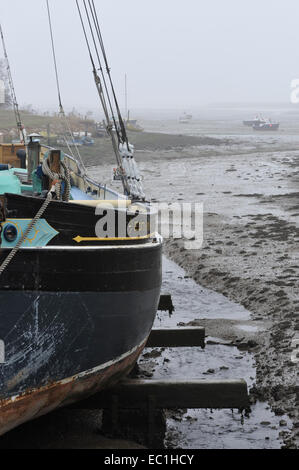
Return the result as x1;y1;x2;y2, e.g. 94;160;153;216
42;158;71;202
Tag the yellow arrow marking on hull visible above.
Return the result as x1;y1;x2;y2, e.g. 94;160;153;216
73;234;154;243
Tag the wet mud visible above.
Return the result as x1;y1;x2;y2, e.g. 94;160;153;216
90;121;298;447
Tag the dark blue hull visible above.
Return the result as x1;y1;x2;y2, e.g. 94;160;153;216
0;241;162;435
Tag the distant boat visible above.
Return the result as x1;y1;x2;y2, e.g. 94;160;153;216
125;118;144;133
95;121;107;138
124;111;143;133
253;119;280;131
56;136;94;146
179;112;192;124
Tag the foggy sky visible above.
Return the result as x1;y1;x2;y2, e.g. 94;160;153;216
1;0;299;112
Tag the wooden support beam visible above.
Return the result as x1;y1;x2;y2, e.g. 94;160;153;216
48;150;61;189
147;328;205;348
158;294;174;314
72;379;249;411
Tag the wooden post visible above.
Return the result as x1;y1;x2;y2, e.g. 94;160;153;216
48;150;61;189
158;294;174;314
27;140;41;182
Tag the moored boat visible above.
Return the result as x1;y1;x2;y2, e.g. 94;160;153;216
252;120;280;131
0;1;162;436
243;115;280;131
179;112;192;124
125;119;144;133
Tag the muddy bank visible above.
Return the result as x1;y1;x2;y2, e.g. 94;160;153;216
85;128;299;448
63;131;231;167
88;136;299;448
164;224;298;448
137;258;293;449
134;143;298;448
133;257;291;449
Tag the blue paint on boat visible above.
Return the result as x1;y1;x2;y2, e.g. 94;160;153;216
1;219;59;248
70;186;94;200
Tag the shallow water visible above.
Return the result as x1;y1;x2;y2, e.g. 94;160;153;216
139;257;292;449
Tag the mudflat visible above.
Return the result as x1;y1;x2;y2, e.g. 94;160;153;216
89;124;298;448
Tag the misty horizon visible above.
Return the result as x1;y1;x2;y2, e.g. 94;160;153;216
1;0;299;112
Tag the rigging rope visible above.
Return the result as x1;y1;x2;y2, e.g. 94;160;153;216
75;0;130;196
46;0;87;176
76;0;145;200
76;0;119;138
0;23;26;144
84;2;120;142
42;157;71;202
88;0;129;147
46;0;63;111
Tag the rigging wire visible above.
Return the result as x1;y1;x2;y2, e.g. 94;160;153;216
88;0;129;147
75;0;130;195
46;0;87;175
0;23;26;144
75;0;145;199
82;0;120;142
46;0;63;112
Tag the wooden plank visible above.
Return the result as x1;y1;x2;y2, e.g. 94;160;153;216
158;294;174;314
72;379;249;410
147;327;205;348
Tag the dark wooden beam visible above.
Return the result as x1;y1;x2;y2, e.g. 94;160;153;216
72;379;249;411
147;328;205;348
158;294;174;314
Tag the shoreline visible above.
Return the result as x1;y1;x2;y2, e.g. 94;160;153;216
130;131;298;448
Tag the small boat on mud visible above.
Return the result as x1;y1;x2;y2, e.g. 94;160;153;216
95;121;107;138
243;115;280;131
0;2;162;436
125;119;144;133
179;113;192;124
252;119;280;131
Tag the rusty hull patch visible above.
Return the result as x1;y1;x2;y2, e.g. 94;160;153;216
0;341;146;437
